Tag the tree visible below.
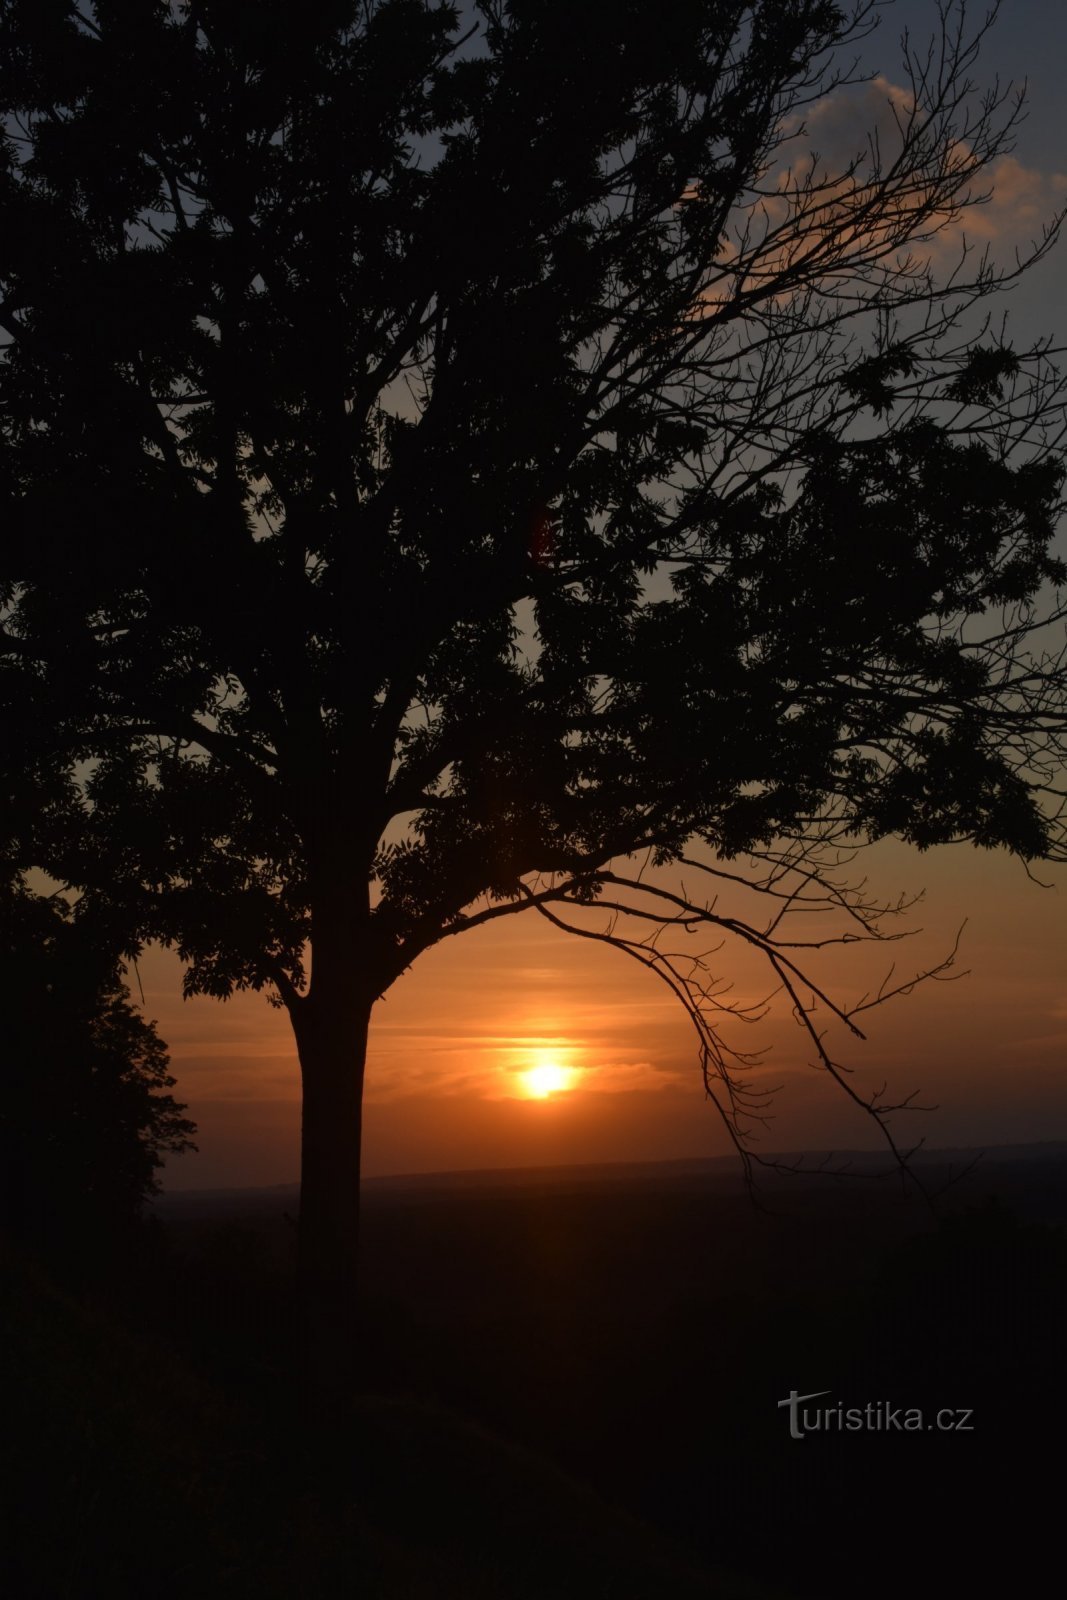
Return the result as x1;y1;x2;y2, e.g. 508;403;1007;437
2;0;1067;1363
0;874;196;1261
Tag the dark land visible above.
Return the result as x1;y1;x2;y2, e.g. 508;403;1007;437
7;1143;1067;1597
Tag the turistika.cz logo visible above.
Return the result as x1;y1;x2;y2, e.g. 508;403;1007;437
778;1390;974;1439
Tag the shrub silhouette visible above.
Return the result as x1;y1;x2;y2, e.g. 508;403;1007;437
0;875;196;1264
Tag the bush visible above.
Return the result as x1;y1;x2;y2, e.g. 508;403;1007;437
0;874;195;1261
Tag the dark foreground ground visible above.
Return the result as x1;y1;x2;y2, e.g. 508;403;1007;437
6;1145;1067;1598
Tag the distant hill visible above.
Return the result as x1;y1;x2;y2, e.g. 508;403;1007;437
153;1140;1067;1218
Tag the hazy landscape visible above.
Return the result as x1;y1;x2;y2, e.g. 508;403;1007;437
8;1144;1066;1597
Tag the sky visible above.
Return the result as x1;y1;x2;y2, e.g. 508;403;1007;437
151;0;1067;1190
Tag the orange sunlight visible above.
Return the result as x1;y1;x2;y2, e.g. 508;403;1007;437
518;1056;572;1094
520;1051;575;1098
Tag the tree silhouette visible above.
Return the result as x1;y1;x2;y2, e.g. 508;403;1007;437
3;1;1067;1360
0;875;196;1262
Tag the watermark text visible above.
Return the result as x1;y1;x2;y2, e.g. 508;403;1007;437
778;1389;974;1439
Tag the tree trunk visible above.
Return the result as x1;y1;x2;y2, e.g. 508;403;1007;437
291;982;372;1386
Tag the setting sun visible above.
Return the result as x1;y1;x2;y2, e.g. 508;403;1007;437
522;1058;574;1098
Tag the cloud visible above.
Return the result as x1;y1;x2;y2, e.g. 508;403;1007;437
944;154;1067;250
798;78;1066;253
698;75;1065;311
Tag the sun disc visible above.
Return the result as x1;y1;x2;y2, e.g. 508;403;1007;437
523;1061;572;1098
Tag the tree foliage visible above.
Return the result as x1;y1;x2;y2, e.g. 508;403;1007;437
1;0;1066;1191
0;876;196;1255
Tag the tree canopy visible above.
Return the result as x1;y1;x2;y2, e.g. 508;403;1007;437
2;0;1067;1311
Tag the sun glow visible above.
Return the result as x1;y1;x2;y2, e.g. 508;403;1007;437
521;1054;575;1098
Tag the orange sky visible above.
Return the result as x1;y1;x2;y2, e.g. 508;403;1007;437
147;837;1067;1189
